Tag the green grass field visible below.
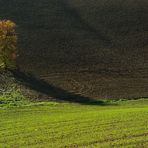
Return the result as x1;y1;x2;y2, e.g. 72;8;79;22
0;99;148;147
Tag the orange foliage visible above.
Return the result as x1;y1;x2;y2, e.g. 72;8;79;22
0;20;17;69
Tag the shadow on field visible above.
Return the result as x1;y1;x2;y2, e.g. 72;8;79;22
60;0;111;43
11;70;108;105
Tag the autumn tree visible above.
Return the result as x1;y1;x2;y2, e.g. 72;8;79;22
0;20;17;69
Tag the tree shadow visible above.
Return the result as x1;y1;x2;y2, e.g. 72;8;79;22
10;70;109;106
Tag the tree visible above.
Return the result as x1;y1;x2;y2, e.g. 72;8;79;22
0;20;17;69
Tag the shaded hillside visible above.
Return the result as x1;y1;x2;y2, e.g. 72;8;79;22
0;0;148;75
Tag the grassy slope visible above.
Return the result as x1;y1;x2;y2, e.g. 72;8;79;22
0;0;148;74
0;99;148;147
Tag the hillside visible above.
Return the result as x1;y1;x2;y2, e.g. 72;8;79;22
0;0;148;99
0;0;148;75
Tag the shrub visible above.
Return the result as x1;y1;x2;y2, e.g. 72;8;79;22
0;20;17;69
0;87;29;108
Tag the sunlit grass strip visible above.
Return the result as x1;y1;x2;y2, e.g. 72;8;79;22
0;99;148;147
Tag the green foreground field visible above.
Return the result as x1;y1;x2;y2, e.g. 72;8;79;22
0;99;148;148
